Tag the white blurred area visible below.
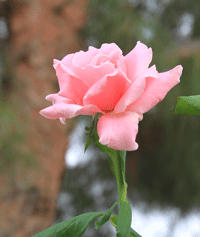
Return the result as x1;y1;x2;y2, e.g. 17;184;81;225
66;118;94;168
131;205;200;237
65;119;200;237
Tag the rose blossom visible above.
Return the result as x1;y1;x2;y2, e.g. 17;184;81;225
40;42;182;151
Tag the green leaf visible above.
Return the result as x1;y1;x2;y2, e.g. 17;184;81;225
130;228;142;237
116;201;132;237
33;212;103;237
109;215;118;227
110;215;142;237
95;201;119;229
171;95;200;115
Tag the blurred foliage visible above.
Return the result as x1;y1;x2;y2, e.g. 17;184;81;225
0;93;37;183
0;43;37;185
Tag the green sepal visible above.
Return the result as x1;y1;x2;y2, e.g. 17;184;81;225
33;212;103;237
116;201;132;237
171;95;200;115
110;215;142;237
84;114;100;152
84;136;93;152
95;201;119;229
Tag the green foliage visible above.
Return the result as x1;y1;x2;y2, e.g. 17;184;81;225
33;212;103;237
116;201;132;237
85;0;148;54
95;201;119;229
0;96;37;181
160;0;200;38
110;215;142;237
172;95;200;115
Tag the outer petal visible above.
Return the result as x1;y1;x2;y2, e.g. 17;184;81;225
53;54;75;79
128;65;183;114
39;94;102;121
114;65;158;113
58;53;74;70
124;41;152;82
83;70;131;112
97;111;141;151
54;62;89;104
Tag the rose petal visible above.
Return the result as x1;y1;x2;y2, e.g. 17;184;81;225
97;111;141;151
90;53;111;66
40;94;102;121
45;93;73;104
108;49;122;66
83;69;130;112
53;54;76;80
72;46;99;68
100;43;122;55
58;53;74;70
114;65;158;113
117;54;127;75
128;65;183;114
54;62;89;104
72;62;115;87
124;41;153;82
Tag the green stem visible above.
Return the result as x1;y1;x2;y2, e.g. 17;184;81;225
113;150;127;204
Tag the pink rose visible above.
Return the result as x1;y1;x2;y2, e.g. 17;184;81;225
40;42;182;151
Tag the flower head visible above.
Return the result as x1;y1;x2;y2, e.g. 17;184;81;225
40;42;182;150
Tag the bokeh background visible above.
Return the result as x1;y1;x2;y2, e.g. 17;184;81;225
0;0;200;236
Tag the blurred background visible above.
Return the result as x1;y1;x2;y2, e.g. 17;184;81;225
0;0;200;236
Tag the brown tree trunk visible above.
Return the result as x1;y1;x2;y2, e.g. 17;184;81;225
0;0;89;236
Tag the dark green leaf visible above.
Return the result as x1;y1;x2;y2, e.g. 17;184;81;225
95;201;119;229
33;212;103;237
109;215;118;227
116;201;132;237
171;95;200;115
110;215;142;237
